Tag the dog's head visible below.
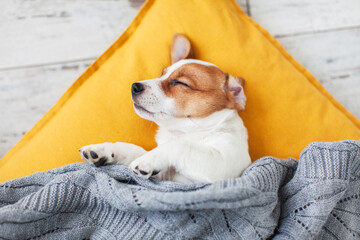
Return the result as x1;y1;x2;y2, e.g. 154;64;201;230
131;33;246;125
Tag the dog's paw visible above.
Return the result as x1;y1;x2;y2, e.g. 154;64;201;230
129;153;166;179
79;143;115;167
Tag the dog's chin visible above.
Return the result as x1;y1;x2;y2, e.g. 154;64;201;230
134;103;153;115
133;103;153;120
133;103;170;122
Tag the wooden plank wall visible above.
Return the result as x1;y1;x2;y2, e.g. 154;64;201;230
0;0;359;158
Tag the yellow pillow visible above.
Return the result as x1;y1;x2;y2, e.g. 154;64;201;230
1;0;359;182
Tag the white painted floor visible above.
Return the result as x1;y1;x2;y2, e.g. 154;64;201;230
0;0;359;158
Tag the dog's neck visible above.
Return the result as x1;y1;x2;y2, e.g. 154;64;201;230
156;109;241;134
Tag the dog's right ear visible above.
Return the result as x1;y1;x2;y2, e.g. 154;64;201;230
171;33;194;64
224;75;246;111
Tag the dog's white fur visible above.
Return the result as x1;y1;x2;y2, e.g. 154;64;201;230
80;34;251;183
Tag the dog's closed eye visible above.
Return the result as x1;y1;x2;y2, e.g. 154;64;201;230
170;79;191;88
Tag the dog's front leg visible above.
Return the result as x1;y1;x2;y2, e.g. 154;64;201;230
129;148;170;179
129;139;225;182
80;142;147;167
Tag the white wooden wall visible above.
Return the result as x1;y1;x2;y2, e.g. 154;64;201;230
0;0;359;158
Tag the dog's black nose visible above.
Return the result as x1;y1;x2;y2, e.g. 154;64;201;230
131;82;145;96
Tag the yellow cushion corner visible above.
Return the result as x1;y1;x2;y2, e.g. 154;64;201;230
1;0;359;182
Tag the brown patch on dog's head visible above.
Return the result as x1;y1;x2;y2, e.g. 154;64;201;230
161;63;246;118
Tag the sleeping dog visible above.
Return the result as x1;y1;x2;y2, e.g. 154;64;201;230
80;33;251;183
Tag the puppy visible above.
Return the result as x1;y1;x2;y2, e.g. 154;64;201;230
80;33;251;183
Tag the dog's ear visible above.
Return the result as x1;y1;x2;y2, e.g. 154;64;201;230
224;75;246;111
171;33;194;64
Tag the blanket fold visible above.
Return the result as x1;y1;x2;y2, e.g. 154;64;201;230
0;141;359;239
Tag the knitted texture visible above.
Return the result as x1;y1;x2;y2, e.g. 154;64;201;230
0;141;359;239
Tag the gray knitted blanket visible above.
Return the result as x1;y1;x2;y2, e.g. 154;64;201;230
0;141;359;240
